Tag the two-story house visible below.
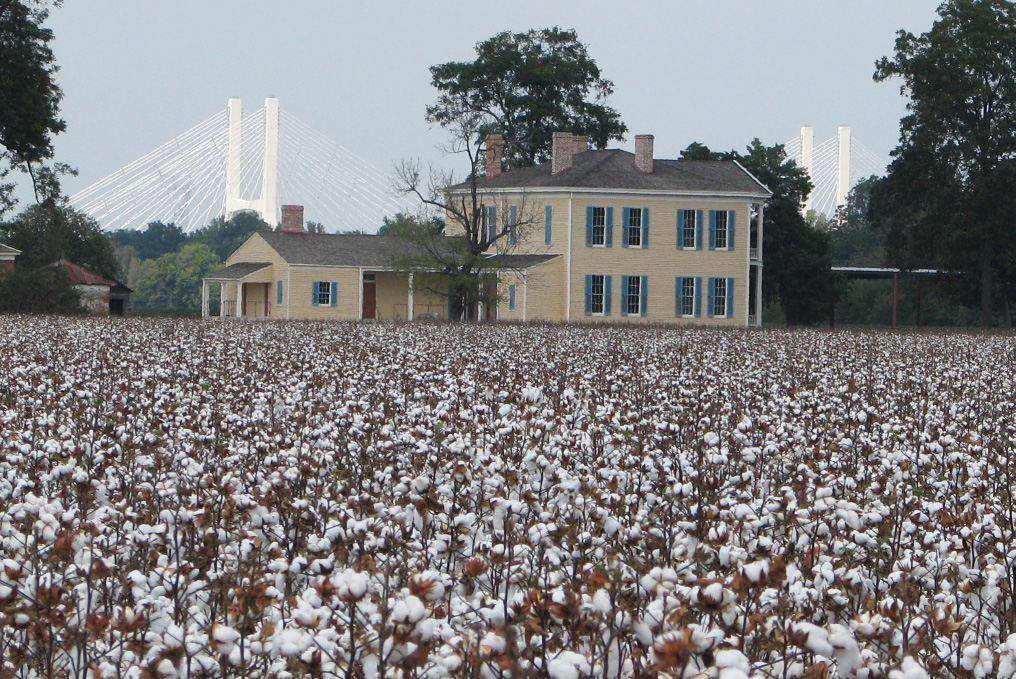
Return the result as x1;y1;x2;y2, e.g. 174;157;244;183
204;132;770;325
450;132;771;326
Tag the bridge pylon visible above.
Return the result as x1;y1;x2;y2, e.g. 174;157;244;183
225;97;279;225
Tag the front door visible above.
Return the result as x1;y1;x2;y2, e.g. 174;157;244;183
362;273;376;319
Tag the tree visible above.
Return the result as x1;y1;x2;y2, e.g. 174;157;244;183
0;266;80;313
0;1;66;216
191;210;270;261
829;176;884;267
427;27;627;168
110;221;187;261
378;212;444;237
682;140;841;325
0;201;117;276
132;243;220;312
873;0;1016;326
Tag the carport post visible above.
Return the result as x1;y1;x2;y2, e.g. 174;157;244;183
891;273;898;330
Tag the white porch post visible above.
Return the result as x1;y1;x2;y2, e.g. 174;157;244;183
235;282;243;317
755;202;765;328
408;272;415;321
201;280;210;318
218;282;226;318
522;272;528;322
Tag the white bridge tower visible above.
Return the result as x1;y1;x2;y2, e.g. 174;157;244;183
225;96;279;224
798;124;852;215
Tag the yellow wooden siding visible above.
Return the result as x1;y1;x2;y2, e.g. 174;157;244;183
286;267;361;320
225;233;285;267
497;256;566;322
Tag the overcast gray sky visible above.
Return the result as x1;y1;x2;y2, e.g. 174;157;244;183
40;1;942;208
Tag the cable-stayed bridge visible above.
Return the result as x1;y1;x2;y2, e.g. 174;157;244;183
70;97;416;234
783;126;888;218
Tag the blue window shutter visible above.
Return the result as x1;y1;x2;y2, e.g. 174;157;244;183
312;281;320;306
726;277;735;318
604;275;612;315
707;278;715;318
728;210;736;250
277;280;283;305
620;275;629;316
675;277;681;316
509;206;518;245
708;211;717;250
330;281;338;306
584;275;592;315
621;208;630;248
694;277;703;318
489;206;497;241
642;208;650;249
509;284;516;311
677;210;685;250
545;205;552;246
605;207;613;247
696;210;704;250
640;275;648;316
585;207;593;247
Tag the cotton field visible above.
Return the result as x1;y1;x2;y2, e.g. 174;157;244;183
1;317;1016;679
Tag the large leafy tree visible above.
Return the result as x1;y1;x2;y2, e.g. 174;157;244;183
191;210;270;261
0;201;117;276
132;243;220;312
872;0;1016;326
427;27;627;168
0;1;66;216
110;221;187;261
683;140;841;325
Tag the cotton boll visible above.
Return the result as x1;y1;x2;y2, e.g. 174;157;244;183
889;656;929;679
547;651;591;679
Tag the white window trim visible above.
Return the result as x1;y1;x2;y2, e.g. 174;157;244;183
591;207;607;247
715;211;730;251
626;276;641;316
679;278;696;318
590;274;606;316
713;278;727;317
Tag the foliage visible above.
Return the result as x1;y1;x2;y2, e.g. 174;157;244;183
427;27;627;168
190;210;270;261
378;212;445;237
0;265;79;313
682;140;840;325
0;201;117;276
110;221;187;261
0;1;66;216
132;243;220;312
873;0;1016;326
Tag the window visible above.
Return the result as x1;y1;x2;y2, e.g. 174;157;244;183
627;208;642;247
591;207;606;246
317;281;332;306
681;278;695;316
680;210;697;249
484;206;497;242
545;205;553;246
626;276;641;315
715;210;728;249
590;274;605;314
713;278;727;317
277;280;283;306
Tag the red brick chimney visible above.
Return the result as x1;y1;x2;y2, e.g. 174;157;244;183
571;135;588;158
551;131;576;175
635;135;655;174
281;205;305;234
485;134;504;178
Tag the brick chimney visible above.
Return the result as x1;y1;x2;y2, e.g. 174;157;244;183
485;134;504;178
281;205;304;234
551;131;576;175
635;135;655;174
571;135;588;158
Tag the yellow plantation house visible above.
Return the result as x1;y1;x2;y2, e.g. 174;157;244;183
204;132;771;325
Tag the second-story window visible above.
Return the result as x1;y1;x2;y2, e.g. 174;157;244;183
591;207;606;246
682;210;697;249
715;210;728;249
627;209;642;247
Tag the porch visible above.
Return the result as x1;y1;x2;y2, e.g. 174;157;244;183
202;262;274;319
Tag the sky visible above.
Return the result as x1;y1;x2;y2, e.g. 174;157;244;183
29;1;943;218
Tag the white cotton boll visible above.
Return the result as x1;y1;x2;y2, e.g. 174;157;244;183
703;432;720;447
212;624;241;647
547;651;591;679
718;669;749;679
498;404;512;417
592;589;612;614
794;622;833;657
480;631;506;656
742;561;768;583
155;658;177;678
827;624;861;675
715;648;750;673
274;628;310;657
392;596;427;625
889;656;930;679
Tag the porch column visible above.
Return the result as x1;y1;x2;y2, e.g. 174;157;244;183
408;273;415;321
522;272;528;322
201;280;210;318
235;282;243;317
756;202;765;327
219;282;227;318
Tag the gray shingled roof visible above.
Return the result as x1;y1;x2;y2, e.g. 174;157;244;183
257;232;428;266
487;254;561;269
0;243;21;255
451;150;771;195
205;262;272;280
